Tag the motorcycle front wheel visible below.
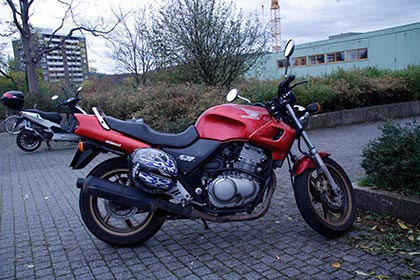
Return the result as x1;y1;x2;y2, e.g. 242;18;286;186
79;157;165;247
293;157;356;237
16;130;42;152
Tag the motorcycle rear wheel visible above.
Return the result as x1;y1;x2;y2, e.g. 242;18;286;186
79;157;165;247
293;157;356;237
4;115;25;135
16;130;42;152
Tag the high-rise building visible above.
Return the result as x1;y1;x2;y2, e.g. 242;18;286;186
12;28;89;83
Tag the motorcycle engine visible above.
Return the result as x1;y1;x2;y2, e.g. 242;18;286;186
204;143;268;209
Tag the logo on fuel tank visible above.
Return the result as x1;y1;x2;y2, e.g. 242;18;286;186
240;108;260;120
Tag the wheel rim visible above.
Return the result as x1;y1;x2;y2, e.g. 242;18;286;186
89;168;157;237
20;133;40;149
4;116;23;134
307;165;352;226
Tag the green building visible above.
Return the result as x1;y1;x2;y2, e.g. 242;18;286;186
250;21;420;80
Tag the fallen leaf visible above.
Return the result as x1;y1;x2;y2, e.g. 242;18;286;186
370;225;377;231
408;252;420;256
356;270;370;276
331;262;341;268
359;244;372;251
398;220;409;230
375;275;389;279
408;235;415;241
26;264;34;268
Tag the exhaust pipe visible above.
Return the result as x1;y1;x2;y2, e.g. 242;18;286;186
76;176;196;218
77;173;277;223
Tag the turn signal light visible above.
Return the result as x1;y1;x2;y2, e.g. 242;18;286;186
77;141;85;152
306;103;321;114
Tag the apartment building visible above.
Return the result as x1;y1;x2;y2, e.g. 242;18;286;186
12;28;89;83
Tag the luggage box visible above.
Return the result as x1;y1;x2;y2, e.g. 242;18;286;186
1;91;25;110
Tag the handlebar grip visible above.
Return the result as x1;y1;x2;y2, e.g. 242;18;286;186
278;75;295;93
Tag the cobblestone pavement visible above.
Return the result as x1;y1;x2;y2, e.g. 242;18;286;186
1;117;420;280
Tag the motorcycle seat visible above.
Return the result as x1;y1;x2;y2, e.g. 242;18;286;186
24;109;63;124
104;116;199;148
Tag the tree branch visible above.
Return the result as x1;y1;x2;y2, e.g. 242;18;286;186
5;0;23;35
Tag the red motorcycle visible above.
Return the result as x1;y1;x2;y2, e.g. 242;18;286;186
72;40;355;246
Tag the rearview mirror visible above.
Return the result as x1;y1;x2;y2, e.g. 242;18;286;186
284;39;295;59
226;88;239;102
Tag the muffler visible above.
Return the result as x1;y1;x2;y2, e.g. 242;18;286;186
76;174;276;223
76;176;196;218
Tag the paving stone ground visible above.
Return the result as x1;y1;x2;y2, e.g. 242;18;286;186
1;117;419;279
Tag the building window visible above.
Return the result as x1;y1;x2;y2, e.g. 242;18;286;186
358;48;368;59
291;56;307;66
347;50;357;61
327;51;345;63
277;59;288;68
347;48;368;61
308;54;325;65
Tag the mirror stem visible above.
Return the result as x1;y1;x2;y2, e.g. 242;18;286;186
238;95;251;104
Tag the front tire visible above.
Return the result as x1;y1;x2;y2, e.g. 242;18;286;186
293;157;356;237
16;130;42;152
79;157;165;247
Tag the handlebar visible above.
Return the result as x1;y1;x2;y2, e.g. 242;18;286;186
278;75;295;95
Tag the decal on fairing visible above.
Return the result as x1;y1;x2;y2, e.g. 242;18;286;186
178;155;196;162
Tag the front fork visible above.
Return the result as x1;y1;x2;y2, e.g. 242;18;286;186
285;104;341;198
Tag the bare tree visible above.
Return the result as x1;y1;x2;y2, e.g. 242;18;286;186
0;40;18;88
3;0;120;94
153;0;267;87
106;6;156;87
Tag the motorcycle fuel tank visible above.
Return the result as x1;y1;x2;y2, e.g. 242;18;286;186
195;104;296;160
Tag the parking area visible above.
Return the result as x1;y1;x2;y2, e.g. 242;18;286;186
0;118;419;279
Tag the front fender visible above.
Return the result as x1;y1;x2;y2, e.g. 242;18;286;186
291;151;330;177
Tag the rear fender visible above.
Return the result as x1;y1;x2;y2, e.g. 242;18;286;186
292;151;330;177
70;141;102;169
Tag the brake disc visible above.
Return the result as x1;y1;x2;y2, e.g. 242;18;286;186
316;178;344;213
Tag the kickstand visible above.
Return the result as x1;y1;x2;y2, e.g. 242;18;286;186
46;141;52;151
201;219;210;230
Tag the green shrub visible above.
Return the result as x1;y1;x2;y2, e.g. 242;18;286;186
239;78;278;103
82;83;225;133
403;64;420;99
361;121;420;196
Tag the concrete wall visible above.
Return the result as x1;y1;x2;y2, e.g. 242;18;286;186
307;100;420;130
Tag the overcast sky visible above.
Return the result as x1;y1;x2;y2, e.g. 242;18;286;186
1;0;420;73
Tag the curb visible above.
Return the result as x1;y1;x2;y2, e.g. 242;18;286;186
307;100;420;130
354;184;420;225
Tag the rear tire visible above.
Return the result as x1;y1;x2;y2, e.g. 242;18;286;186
3;115;25;135
16;130;42;152
293;157;356;237
79;157;165;247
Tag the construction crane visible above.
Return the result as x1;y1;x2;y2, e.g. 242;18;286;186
270;0;281;52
